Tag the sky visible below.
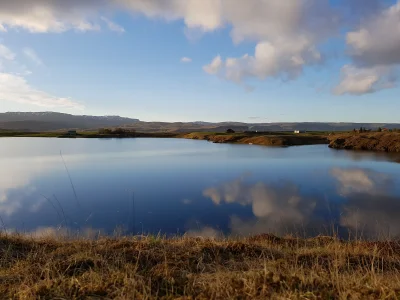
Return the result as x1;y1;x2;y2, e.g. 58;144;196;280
0;0;399;123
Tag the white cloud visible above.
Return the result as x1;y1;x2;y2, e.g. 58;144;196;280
334;65;396;95
205;37;322;83
196;0;335;85
101;16;125;33
335;2;400;95
23;48;43;66
347;2;400;67
0;44;16;61
0;73;84;109
180;57;192;63
0;0;103;33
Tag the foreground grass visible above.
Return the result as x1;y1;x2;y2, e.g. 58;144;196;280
1;234;400;299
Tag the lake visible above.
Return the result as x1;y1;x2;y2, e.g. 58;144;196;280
1;137;400;240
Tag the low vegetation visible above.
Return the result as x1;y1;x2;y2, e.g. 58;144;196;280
1;233;400;299
329;132;400;152
182;132;328;146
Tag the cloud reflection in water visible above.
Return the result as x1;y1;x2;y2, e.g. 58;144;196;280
200;168;400;239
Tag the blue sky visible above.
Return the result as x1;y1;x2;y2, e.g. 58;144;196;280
0;0;399;123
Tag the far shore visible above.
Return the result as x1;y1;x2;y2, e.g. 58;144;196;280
2;129;400;152
0;130;330;146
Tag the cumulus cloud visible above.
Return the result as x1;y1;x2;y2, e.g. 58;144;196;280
347;2;400;67
206;37;322;83
199;0;335;84
0;72;84;109
23;48;43;66
334;65;396;95
180;57;192;63
334;2;400;95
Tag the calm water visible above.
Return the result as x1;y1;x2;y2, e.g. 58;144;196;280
1;138;400;239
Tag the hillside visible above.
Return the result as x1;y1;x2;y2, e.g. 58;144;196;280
1;112;400;132
0;112;139;131
183;132;328;146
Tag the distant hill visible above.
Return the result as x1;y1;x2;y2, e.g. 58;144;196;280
0;112;399;132
0;112;139;131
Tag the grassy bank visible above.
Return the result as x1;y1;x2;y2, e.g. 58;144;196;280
1;233;399;299
329;132;400;152
182;132;329;146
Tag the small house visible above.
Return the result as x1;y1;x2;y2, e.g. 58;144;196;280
294;130;306;134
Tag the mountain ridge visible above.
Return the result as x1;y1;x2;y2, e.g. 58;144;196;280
1;112;399;132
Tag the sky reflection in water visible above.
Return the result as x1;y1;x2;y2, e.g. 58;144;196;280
1;138;400;239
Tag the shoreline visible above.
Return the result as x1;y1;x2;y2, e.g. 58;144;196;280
3;130;400;153
0;130;330;147
1;233;399;298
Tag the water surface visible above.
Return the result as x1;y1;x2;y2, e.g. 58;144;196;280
1;137;400;239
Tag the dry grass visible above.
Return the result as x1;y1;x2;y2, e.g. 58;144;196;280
1;233;400;299
183;132;328;147
329;132;400;152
